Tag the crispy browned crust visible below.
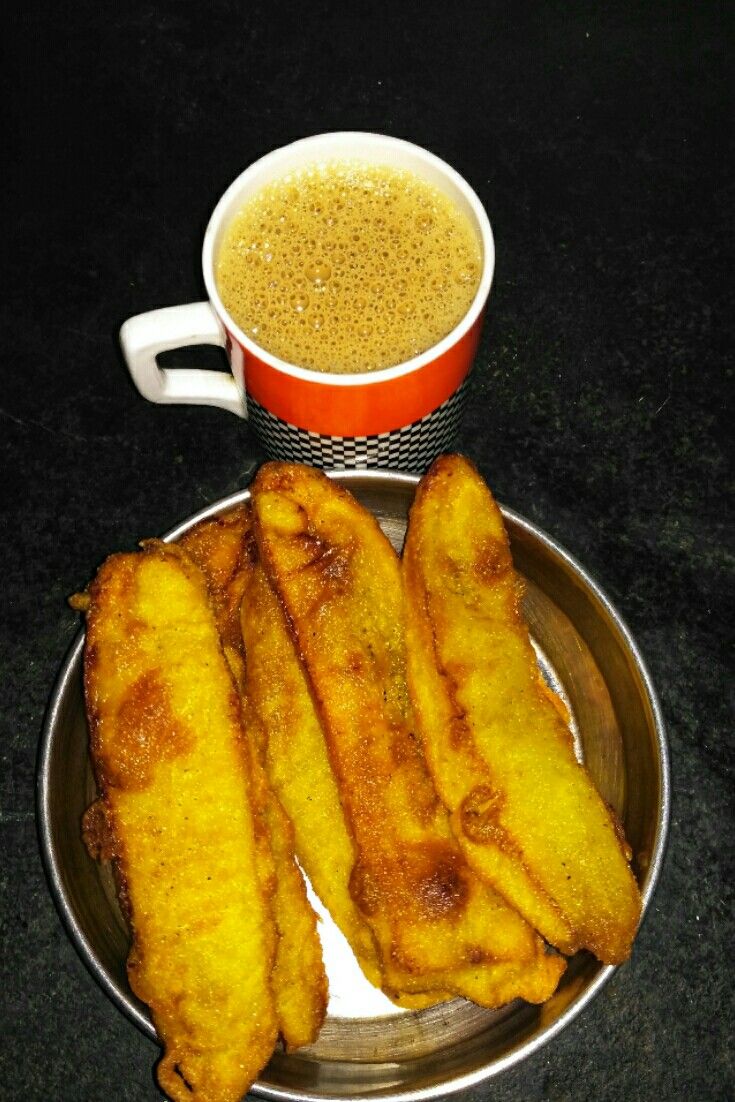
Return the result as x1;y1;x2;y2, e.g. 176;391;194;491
403;455;642;964
180;508;328;1050
82;542;279;1100
251;462;565;1007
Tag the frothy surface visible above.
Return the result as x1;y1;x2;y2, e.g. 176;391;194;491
215;162;482;374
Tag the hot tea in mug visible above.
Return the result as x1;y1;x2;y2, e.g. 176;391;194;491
120;132;494;469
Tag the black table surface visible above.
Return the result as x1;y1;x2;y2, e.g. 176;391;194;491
2;3;731;1099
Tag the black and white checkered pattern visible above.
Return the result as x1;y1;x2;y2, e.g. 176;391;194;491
247;380;469;471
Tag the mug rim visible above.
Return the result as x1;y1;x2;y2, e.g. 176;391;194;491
202;131;494;388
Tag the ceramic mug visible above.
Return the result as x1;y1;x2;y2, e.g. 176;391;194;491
120;132;494;469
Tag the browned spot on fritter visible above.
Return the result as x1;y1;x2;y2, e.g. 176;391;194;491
380;720;441;823
243;514;259;565
448;713;471;747
113;861;134;926
347;651;365;675
473;535;509;583
460;784;515;850
298;533;353;587
349;860;382;918
404;844;469;921
390;727;420;766
103;670;194;790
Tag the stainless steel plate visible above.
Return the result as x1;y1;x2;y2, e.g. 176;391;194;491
37;469;669;1100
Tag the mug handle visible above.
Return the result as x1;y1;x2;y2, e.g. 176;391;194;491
119;302;247;418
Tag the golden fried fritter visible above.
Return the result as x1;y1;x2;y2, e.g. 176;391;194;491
402;455;642;964
251;462;565;1007
81;542;278;1101
237;533;385;991
192;506;441;1009
180;509;327;1049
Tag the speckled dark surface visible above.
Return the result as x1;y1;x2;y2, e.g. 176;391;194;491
2;2;732;1099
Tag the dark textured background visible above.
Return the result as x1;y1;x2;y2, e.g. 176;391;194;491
1;2;732;1099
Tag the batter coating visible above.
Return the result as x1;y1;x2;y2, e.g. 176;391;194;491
180;510;327;1049
402;455;642;964
81;542;278;1101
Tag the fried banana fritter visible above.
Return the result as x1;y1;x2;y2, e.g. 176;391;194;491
402;455;642;964
81;542;278;1101
251;462;565;1007
237;532;385;990
189;507;440;1009
180;509;327;1049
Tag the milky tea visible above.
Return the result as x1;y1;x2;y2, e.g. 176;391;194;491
215;161;482;375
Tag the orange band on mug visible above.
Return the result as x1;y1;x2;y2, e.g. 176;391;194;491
241;313;483;436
